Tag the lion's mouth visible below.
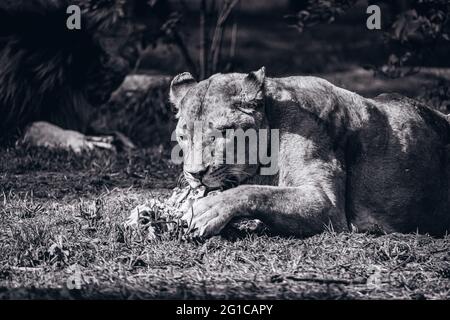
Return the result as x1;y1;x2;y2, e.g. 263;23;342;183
180;167;251;192
204;173;243;190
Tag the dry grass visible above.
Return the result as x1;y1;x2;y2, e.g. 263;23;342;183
1;147;450;300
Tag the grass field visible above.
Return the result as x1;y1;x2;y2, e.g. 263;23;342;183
1;147;450;300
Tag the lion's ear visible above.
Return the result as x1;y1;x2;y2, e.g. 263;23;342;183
170;72;197;109
242;67;266;102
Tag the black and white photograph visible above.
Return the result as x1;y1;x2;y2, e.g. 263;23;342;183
1;0;450;306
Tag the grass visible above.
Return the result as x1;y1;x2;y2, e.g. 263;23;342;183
1;146;450;300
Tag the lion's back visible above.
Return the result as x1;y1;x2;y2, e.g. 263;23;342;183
347;92;450;235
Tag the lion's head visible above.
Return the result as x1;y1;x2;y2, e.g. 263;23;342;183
169;67;269;190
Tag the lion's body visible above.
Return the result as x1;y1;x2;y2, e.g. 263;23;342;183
262;76;450;235
170;69;450;238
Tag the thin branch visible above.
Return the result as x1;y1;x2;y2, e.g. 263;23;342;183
225;15;238;72
211;24;223;73
209;0;239;75
172;30;198;78
199;0;208;79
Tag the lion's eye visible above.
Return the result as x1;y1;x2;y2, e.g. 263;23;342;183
179;135;185;141
232;101;242;109
218;127;234;136
209;136;215;142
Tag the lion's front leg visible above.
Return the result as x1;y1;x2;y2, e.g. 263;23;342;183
185;184;348;238
183;189;252;238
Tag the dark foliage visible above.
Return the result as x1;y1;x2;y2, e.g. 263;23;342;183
381;0;450;77
285;0;359;32
286;0;450;76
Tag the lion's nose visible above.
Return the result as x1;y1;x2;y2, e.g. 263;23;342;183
187;166;209;180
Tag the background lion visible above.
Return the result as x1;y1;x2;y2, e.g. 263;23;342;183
0;0;170;148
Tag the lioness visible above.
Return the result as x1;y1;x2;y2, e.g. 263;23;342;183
170;67;450;238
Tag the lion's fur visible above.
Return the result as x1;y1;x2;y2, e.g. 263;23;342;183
170;68;450;237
